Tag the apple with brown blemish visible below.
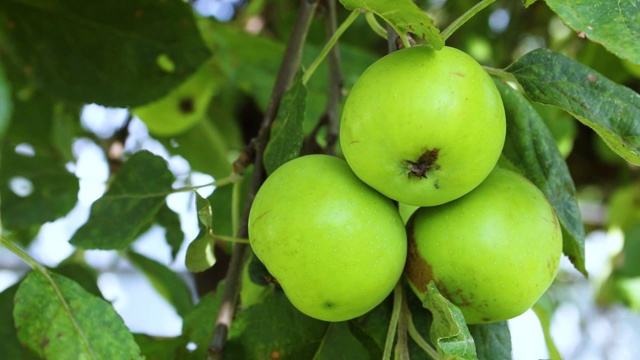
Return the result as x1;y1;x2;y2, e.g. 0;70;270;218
340;45;506;206
405;167;563;324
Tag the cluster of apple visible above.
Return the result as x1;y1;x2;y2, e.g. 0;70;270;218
248;46;563;324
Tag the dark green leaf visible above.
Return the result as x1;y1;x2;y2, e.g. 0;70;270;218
126;250;193;317
0;0;210;107
496;80;587;275
226;293;330;359
0;150;79;232
0;62;11;140
616;224;640;277
178;284;224;360
422;282;476;360
468;322;512;360
545;0;640;64
155;201;184;260
196;191;212;228
314;322;371;360
14;271;142;359
348;297;394;359
0;85;79;236
160;119;232;179
338;0;443;49
0;282;38;360
263;73;306;175
185;228;216;273
54;261;103;298
69;150;174;249
133;334;183;360
506;48;640;165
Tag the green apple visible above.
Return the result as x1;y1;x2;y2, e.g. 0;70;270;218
248;155;407;322
340;46;506;207
133;60;221;136
405;167;563;324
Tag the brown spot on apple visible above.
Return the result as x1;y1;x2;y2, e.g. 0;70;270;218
405;148;440;179
404;220;434;293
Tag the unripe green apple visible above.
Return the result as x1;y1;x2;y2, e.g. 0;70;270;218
133;61;221;136
405;167;562;324
340;46;506;207
249;155;407;322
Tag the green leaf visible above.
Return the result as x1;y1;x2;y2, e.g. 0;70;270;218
422;282;476;360
185;228;216;273
178;284;224;360
0;149;79;232
0;282;38;360
338;0;443;49
468;322;512;360
126;250;193;317
185;193;216;273
155;201;184;260
226;294;330;359
523;0;538;7
263;73;306;175
69;150;174;249
348;298;393;359
54;260;103;298
13;271;142;359
0;62;11;140
496;81;587;276
545;0;640;64
506;48;640;166
314;322;371;360
133;334;183;360
0;0;211;107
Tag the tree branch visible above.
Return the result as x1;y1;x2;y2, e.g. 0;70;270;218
207;1;319;358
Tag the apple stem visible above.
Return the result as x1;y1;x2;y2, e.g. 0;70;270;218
441;0;496;41
383;282;404;360
302;8;360;86
207;0;320;357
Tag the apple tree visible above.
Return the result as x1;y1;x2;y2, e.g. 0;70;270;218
0;0;639;359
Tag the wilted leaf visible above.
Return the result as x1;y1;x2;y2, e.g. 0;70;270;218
263;73;306;175
421;282;476;359
0;0;210;107
506;48;640;166
127;250;193;317
70;151;174;249
339;0;443;49
468;322;512;360
545;0;640;64
496;80;587;275
13;271;142;359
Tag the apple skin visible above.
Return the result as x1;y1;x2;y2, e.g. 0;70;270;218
248;155;407;322
405;167;563;324
133;61;220;136
340;46;506;207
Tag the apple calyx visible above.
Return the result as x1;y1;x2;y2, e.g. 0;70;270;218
405;148;440;179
